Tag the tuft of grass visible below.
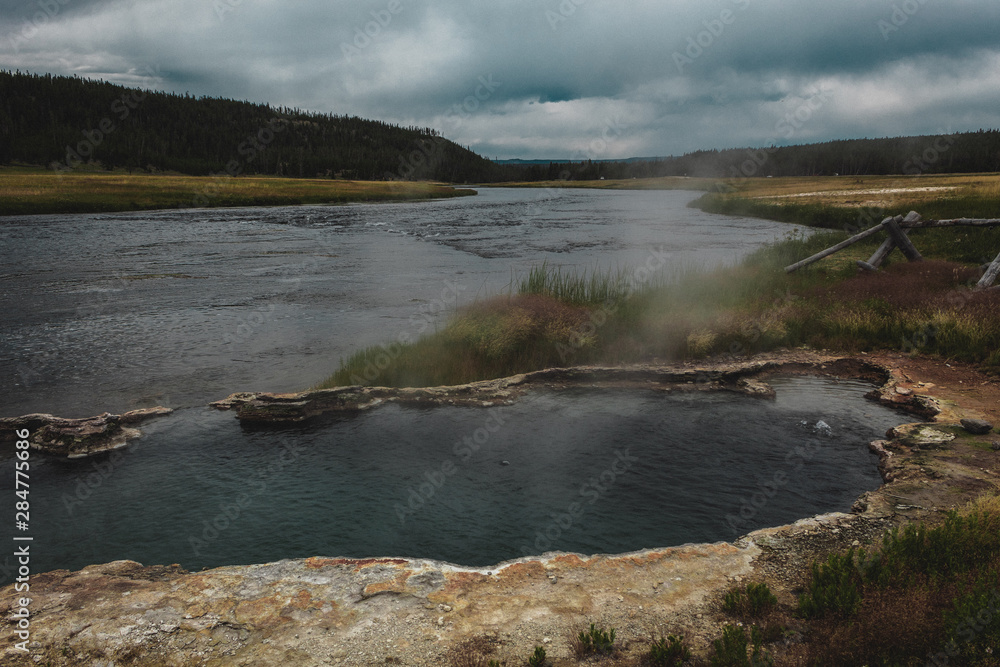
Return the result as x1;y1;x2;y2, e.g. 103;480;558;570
943;571;1000;665
317;294;592;388
446;635;504;667
516;262;641;306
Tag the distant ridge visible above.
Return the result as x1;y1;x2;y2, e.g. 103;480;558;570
495;131;1000;181
493;157;670;165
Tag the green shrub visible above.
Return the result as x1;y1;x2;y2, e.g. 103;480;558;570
859;509;1000;588
709;625;773;667
943;571;1000;665
797;549;862;619
648;634;691;666
577;623;616;655
527;645;546;667
723;582;778;618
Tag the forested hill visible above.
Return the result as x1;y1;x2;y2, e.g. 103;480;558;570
0;70;500;182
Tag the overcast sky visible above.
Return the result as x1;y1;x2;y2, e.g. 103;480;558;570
2;0;999;160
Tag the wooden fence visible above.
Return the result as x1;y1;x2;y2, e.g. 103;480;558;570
784;211;1000;289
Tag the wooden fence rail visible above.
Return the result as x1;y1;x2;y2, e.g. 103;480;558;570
784;211;1000;290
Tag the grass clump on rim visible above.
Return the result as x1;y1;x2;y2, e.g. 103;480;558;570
517;261;640;306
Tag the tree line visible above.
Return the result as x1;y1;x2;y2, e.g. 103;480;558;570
0;70;499;182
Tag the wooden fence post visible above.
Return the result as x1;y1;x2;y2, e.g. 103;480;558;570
978;250;1000;289
856;236;897;271
784;219;889;273
884;214;923;262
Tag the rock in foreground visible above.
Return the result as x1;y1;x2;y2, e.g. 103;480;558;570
960;417;994;435
0;407;172;457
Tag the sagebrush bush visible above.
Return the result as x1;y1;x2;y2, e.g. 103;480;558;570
709;624;773;667
575;623;616;656
648;634;691;666
723;582;777;619
798;550;863;619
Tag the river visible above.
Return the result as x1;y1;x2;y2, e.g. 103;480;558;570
1;188;805;417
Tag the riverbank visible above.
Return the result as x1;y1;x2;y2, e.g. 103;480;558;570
3;352;998;665
321;222;1000;390
0;166;475;215
486;175;718;191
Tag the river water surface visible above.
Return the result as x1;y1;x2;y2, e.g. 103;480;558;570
1;188;805;417
0;189;903;576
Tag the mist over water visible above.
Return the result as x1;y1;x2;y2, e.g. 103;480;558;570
0;188;807;417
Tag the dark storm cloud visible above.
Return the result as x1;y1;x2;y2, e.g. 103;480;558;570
1;0;999;159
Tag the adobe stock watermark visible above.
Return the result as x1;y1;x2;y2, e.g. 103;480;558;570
213;0;243;22
878;0;931;41
50;64;159;173
722;426;829;536
720;87;831;182
346;278;467;385
570;116;629;163
555;245;672;364
384;74;500;181
394;409;508;525
545;0;588;32
845;129;957;235
222;256;324;346
341;0;413;63
728;288;798;357
188;117;288;207
925;587;1000;666
903;132;957;175
523;115;628;219
188;440;305;557
519;448;639;557
60;441;143;516
673;0;751;74
6;0;72;54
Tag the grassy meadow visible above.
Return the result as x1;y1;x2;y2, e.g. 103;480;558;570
692;172;1000;229
0;165;474;215
320;173;1000;389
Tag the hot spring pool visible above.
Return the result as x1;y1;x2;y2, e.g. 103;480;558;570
1;376;905;574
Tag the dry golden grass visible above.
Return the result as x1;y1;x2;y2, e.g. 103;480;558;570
722;172;1000;210
0;166;474;215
